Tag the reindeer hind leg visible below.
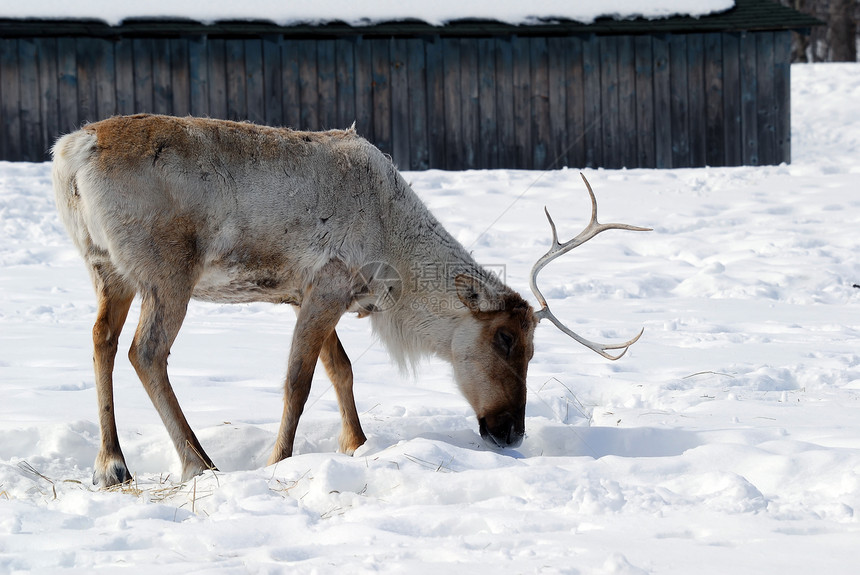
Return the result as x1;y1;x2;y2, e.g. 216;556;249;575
128;282;217;482
89;261;136;487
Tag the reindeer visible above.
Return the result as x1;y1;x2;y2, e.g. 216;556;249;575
52;114;649;487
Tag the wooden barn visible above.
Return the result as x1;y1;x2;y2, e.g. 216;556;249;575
0;0;820;169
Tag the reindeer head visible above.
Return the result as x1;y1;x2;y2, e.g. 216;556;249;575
450;173;651;450
450;274;536;448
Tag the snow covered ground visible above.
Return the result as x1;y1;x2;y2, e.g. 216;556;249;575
1;63;859;574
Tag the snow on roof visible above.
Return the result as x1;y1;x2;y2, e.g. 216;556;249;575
3;0;735;27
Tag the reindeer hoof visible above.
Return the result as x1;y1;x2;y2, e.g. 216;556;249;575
93;460;132;487
181;461;218;483
339;431;367;455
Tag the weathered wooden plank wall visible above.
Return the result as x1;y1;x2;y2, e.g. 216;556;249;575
0;31;792;168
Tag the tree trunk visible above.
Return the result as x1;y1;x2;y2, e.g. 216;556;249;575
828;0;858;61
792;0;812;61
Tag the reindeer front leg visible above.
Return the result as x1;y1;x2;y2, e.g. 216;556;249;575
268;261;354;464
320;330;367;454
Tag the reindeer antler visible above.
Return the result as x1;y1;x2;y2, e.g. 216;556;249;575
529;173;651;360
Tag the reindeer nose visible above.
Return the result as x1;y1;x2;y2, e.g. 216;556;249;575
479;413;524;449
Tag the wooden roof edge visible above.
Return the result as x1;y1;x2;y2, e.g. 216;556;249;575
0;1;824;39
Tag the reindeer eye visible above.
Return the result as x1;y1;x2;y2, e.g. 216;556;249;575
495;329;515;358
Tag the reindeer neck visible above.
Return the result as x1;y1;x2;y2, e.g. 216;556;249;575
369;169;500;368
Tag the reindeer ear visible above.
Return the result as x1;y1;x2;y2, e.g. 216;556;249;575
454;274;500;313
